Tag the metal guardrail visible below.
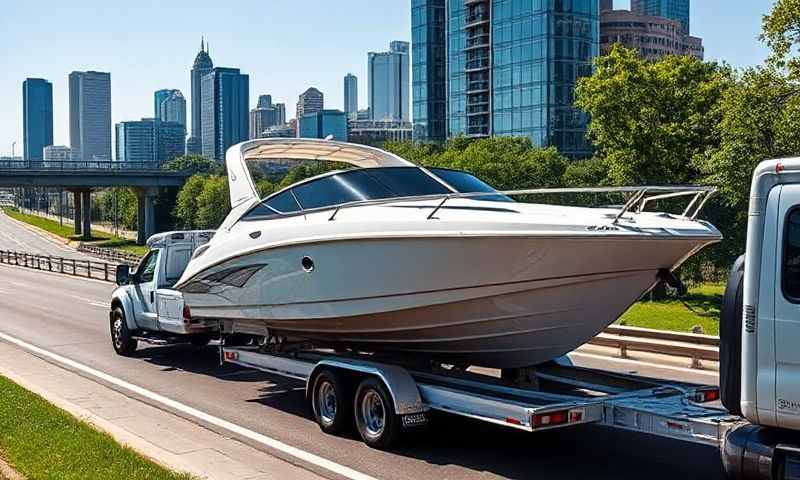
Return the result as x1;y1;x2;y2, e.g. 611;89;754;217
0;160;164;172
0;250;118;282
77;244;142;266
588;325;719;368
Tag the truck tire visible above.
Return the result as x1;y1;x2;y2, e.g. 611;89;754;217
720;255;745;416
311;369;352;435
354;377;399;449
110;306;137;356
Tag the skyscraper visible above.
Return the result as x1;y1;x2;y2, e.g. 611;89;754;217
632;0;690;34
257;94;272;109
201;67;249;161
189;38;213;149
69;71;112;161
154;89;172;119
600;0;614;11
274;103;287;125
413;1;598;157
250;95;278;139
368;41;410;122
116;118;185;164
116;119;156;163
411;0;447;142
22;78;53;162
344;74;358;120
156;89;186;130
298;110;348;141
296;88;324;124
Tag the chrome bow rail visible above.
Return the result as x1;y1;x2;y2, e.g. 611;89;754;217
320;185;717;223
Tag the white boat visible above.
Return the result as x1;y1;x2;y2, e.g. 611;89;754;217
175;139;721;368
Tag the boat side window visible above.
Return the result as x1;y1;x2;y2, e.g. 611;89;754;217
428;168;512;202
362;168;450;197
783;208;800;302
136;250;160;283
292;167;451;210
243;191;302;220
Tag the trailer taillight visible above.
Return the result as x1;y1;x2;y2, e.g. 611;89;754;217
693;389;720;403
183;304;191;323
532;408;584;428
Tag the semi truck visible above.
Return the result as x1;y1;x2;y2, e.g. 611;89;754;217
109;158;800;479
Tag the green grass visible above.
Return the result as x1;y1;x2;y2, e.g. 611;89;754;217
3;207;77;240
2;207;146;257
94;238;150;256
617;283;724;336
0;375;194;480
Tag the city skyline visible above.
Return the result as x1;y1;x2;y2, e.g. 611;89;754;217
1;0;771;155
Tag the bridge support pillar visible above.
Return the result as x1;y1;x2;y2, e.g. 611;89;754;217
73;191;82;236
136;188;157;245
81;190;92;240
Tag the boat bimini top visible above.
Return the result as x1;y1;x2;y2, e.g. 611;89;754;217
227;138;414;209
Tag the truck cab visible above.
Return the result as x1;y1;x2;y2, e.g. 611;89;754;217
109;230;216;355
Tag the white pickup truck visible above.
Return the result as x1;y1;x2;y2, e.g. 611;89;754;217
109;230;217;355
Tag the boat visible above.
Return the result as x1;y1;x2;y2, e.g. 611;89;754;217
174;138;721;368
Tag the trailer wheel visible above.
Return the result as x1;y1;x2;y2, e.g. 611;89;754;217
354;377;399;449
720;255;745;416
110;306;137;356
311;369;352;435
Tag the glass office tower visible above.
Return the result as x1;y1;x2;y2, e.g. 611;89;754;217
632;0;690;34
411;0;447;142
22;78;53;162
438;0;598;157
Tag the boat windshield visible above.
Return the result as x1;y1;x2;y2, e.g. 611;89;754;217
242;166;508;221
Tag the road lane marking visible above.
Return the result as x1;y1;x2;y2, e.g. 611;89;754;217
0;331;378;480
0;263;112;286
9;281;28;288
88;301;111;309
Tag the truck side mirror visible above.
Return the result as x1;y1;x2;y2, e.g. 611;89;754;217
116;264;131;286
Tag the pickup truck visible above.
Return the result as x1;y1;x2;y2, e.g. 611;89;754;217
109;230;217;355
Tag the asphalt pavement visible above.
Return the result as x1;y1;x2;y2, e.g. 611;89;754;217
0;209;92;259
0;216;727;480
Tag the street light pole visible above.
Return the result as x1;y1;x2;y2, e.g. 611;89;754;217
11;141;16;159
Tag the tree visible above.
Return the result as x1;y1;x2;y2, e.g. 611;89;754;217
763;0;800;79
195;175;231;229
174;175;208;229
162;155;220;174
575;46;731;185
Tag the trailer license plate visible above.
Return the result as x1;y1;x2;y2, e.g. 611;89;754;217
402;413;428;428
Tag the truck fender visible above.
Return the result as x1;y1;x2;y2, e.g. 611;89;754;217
110;288;138;331
306;359;426;415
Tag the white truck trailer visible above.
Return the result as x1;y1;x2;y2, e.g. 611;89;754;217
110;158;800;479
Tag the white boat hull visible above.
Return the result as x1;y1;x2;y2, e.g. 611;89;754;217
180;235;709;368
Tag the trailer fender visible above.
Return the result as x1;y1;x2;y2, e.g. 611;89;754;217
110;289;138;331
307;359;426;415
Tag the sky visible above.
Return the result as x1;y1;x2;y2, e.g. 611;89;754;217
0;0;774;157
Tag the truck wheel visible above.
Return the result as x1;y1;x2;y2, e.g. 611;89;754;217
720;255;745;416
110;306;137;356
311;369;352;435
354;377;399;449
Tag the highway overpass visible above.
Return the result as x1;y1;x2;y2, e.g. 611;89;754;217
0;160;191;244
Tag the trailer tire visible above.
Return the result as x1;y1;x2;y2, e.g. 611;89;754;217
720;255;745;416
110;306;137;356
354;377;399;449
311;369;352;435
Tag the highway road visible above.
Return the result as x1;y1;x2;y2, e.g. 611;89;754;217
0;209;92;259
0;218;726;479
